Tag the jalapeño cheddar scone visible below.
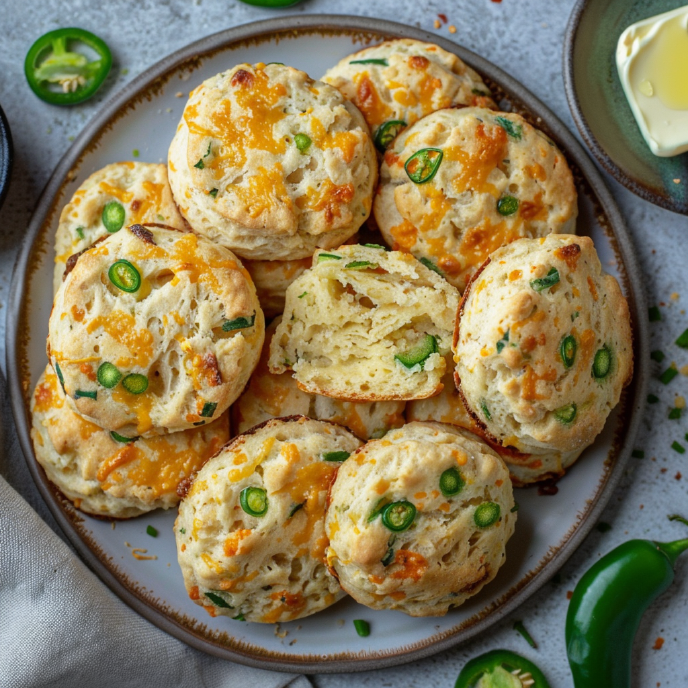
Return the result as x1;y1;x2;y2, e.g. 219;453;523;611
168;62;377;261
242;257;312;319
268;244;460;401
31;366;229;518
375;107;578;291
325;422;516;617
47;224;264;437
175;417;362;622
53;162;186;293
233;319;406;440
454;235;633;457
321;39;496;154
407;355;583;486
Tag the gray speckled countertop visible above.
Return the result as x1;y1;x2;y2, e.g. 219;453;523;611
1;1;687;686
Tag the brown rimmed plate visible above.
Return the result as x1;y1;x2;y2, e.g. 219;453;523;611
7;15;648;673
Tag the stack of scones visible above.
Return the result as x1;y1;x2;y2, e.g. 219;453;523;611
32;39;632;622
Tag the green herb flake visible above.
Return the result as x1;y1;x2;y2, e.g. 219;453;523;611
363;243;388;250
345;260;378;270
146;525;158;537
298;291;308;299
110;431;138;444
659;366;679;385
513;620;537;649
571;311;580;321
511;502;519;513
647;393;660;404
672;441;686;454
651;350;665;362
419;256;444;276
317;253;342;262
322;451;350;462
75;226;85;240
631;449;644;459
209;188;218;198
676;328;688;348
288;502;305;518
669;407;682;420
132;148;139;158
222;312;256;332
596;522;612;533
495;116;523;140
496;330;510;354
481;400;491;421
530;267;560;292
200;401;217;418
353;619;370;637
649;306;662;322
75;390;97;400
204;592;233;609
233;613;246;621
194;142;212;169
350;58;388;65
179;527;186;534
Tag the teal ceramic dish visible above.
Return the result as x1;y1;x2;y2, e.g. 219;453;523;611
564;0;688;215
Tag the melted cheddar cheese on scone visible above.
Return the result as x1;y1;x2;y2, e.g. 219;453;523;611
375;108;578;292
322;39;495;151
326;422;515;616
233;319;406;440
269;244;460;401
168;62;377;261
454;235;633;455
48;224;264;437
31;366;229;518
175;417;361;622
53;162;186;294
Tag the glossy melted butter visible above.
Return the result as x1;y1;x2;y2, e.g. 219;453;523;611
617;5;688;156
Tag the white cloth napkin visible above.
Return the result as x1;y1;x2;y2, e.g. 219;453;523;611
0;379;312;688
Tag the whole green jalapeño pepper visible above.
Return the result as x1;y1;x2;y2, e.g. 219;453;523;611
25;28;112;105
566;515;688;688
455;649;551;687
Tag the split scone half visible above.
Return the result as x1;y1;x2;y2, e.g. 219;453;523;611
233;319;406;440
454;235;633;457
268;244;460;401
175;416;362;622
375;107;578;291
53;162;186;294
48;223;264;437
31;366;229;518
407;355;582;486
168;62;377;261
325;421;516;616
321;38;495;154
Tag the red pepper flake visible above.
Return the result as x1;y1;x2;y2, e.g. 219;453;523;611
640;504;644;509
492;0;503;3
676;472;682;480
653;637;664;650
566;590;573;600
437;13;448;23
661;468;668;474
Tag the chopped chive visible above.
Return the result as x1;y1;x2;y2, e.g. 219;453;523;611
672;441;685;454
596;522;612;533
513;620;537;648
676;328;688;348
631;449;644;458
75;390;97;400
209;188;218;198
353;619;370;637
381;534;396;567
233;613;246;621
368;498;389;522
496;330;510;354
530;267;560;292
649;306;661;322
55;363;66;393
651;350;665;362
298;291;308;298
146;525;158;537
494;116;523;140
419;256;444;276
363;243;388;250
647;394;659;404
659;367;678;385
322;451;350;462
669;407;682;420
481;400;491;421
345;260;378;270
510;502;519;513
317;253;342;262
194;142;212;168
204;592;233;608
110;431;138;443
294;133;312;153
288;502;305;518
350;58;388;65
75;226;85;240
222;312;256;332
200;402;217;418
571;311;580;321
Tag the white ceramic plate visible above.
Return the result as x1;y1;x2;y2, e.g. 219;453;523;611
7;15;648;673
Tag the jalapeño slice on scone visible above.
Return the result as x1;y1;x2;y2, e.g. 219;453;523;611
268;244;459;401
47;223;264;437
325;422;516;616
175;417;362;622
30;365;229;518
453;234;633;459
